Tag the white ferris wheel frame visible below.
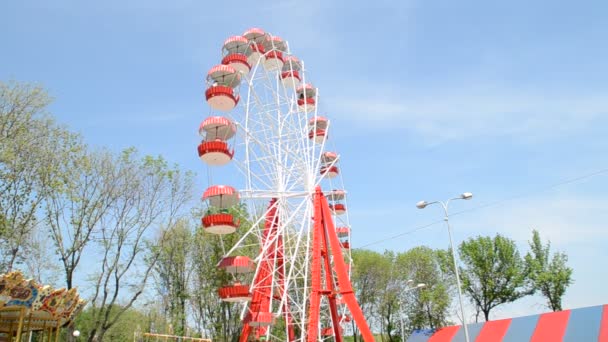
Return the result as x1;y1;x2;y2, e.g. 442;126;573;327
208;36;355;341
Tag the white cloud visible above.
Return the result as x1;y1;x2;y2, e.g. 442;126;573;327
457;193;608;247
324;84;608;144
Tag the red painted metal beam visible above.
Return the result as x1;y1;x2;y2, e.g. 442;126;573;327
317;187;374;342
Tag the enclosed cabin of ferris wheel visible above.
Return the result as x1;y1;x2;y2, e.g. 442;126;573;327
335;226;350;239
281;56;302;89
201;185;240;235
320;151;340;179
217;256;255;303
296;83;316;113
202;185;252;302
218;281;252;303
205;65;242;112
328;189;349;246
309;116;328;143
262;35;287;70
327;189;347;215
243;28;267;67
221;35;251;74
197;116;236;166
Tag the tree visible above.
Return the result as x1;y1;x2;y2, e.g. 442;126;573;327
396;247;451;335
189;204;255;342
23;225;62;286
154;218;193;336
0;81;69;271
350;249;391;340
525;229;573;311
86;150;194;342
71;304;149;341
376;250;399;341
349;248;451;341
44;147;113;291
457;234;531;321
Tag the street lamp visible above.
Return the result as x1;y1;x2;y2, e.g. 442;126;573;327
399;282;426;342
416;193;472;342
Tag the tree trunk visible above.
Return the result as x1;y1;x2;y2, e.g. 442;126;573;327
66;325;74;342
87;328;97;342
7;248;18;272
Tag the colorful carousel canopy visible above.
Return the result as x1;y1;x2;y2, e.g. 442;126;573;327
406;304;608;342
0;271;86;338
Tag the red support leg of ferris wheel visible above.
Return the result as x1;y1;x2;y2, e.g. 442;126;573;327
307;187;375;342
240;199;295;342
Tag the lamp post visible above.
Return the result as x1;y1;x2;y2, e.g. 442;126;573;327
416;192;472;342
399;281;426;342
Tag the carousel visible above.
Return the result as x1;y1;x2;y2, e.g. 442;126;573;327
0;271;86;342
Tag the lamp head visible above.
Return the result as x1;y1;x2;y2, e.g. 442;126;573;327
416;201;428;209
461;192;473;200
73;330;81;337
417;283;426;288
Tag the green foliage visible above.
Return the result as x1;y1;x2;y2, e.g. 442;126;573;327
457;234;531;321
396;247;451;332
190;204;257;342
154;219;193;336
351;247;451;341
71;304;148;342
0;80;72;272
351;249;391;337
525;229;573;311
84;148;194;342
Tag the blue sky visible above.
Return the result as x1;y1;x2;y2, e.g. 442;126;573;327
2;0;608;321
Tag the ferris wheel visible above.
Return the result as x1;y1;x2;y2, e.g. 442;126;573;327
197;28;374;342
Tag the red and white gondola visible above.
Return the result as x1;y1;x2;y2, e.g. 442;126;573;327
308;116;328;143
329;203;346;215
218;256;255;274
327;189;346;201
296;83;316;113
243;27;267;67
281;56;302;88
218;282;251;302
336;226;350;238
320;151;339;178
262;35;286;70
221;35;251;74
201;185;240;234
197;116;236;166
205;65;241;112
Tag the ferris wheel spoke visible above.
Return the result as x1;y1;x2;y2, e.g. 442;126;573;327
277;200;313;313
234;121;311;192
